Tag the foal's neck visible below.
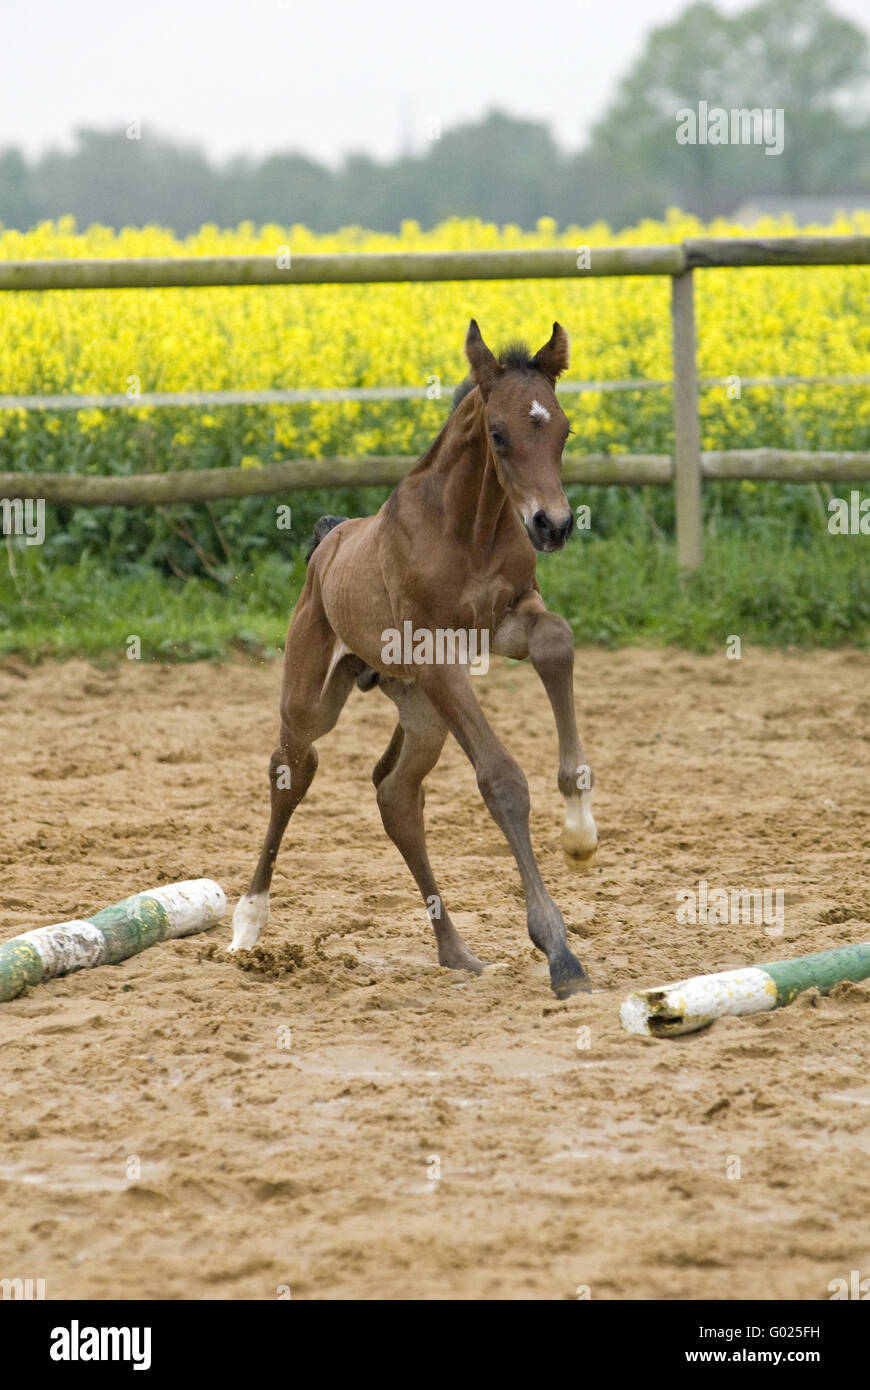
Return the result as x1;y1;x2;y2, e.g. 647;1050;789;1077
418;388;510;553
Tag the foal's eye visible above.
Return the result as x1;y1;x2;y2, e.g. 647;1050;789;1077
490;427;508;451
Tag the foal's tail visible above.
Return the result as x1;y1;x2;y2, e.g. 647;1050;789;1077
305;514;348;564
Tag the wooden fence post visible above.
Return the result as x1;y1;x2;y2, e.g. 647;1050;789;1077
670;270;703;572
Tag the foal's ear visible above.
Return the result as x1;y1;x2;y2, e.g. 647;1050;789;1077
532;322;570;383
465;319;501;398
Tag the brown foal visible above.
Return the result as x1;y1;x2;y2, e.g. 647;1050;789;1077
231;319;599;997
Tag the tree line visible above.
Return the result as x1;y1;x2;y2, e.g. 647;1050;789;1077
1;0;867;235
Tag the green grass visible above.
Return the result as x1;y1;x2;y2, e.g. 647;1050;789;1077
2;523;868;663
0;551;306;664
537;529;870;649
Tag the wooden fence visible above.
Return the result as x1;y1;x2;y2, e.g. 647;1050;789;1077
2;234;869;570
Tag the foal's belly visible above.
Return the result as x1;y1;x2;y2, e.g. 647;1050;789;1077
316;518;396;671
316;516;532;677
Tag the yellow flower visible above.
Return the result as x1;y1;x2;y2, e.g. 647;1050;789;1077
0;214;866;465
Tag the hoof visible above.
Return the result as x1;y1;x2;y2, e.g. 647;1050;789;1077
440;949;488;976
562;793;598;872
562;838;598;873
229;891;270;952
549;948;591;999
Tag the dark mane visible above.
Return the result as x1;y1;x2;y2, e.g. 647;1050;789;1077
451;339;536;412
451;378;476;411
497;339;535;371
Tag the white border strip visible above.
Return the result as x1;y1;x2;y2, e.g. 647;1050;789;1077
621;966;778;1037
145;880;227;938
20;920;106;978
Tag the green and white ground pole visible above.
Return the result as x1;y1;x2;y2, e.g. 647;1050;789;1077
0;879;226;1003
621;942;870;1037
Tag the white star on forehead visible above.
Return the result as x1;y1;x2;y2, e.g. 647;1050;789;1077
529;399;551;422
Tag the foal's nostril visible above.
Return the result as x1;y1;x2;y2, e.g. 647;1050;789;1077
530;510;572;546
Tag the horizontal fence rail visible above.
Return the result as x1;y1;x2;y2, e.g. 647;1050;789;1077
684;235;870;268
1;373;869;412
2;233;869;569
3;449;870;507
0;236;868;292
0;246;684;290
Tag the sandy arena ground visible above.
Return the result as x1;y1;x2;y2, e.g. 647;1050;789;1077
1;646;869;1300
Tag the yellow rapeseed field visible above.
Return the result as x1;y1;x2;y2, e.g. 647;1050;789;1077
1;211;869;465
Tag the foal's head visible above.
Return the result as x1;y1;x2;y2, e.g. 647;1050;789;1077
464;319;574;552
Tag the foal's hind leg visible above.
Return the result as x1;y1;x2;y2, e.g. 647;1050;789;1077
374;682;486;974
230;603;355;951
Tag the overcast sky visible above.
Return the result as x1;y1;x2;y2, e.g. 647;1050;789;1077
2;0;868;166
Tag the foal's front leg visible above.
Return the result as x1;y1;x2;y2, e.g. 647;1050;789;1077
419;665;589;998
494;596;599;871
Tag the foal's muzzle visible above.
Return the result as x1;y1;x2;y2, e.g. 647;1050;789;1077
528;509;574;552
